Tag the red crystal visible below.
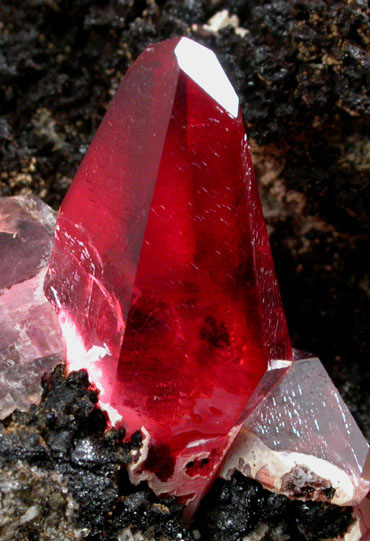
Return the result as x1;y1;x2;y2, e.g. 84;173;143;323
45;37;292;506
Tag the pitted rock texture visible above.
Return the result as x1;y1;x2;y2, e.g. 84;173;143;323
0;368;357;541
195;472;354;541
0;367;191;540
0;461;87;541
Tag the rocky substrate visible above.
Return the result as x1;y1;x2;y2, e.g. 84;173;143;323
0;367;355;540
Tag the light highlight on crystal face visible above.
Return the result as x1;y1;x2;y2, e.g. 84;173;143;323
174;37;239;117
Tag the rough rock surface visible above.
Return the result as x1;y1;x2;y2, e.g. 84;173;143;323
0;368;356;540
0;461;87;540
0;368;192;540
196;471;354;541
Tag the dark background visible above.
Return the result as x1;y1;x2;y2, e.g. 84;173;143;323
0;0;369;437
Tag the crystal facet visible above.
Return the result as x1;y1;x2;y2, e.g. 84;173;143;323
357;495;370;540
44;37;292;504
0;196;63;419
220;357;370;506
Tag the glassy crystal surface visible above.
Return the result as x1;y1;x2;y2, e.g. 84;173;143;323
222;357;370;506
44;37;292;503
357;495;370;541
0;196;63;419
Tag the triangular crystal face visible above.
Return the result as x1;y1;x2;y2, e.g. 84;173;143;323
44;37;292;505
221;357;370;507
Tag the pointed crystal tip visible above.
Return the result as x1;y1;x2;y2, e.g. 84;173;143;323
174;37;239;117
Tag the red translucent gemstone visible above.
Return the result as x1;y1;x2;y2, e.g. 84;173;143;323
45;37;292;506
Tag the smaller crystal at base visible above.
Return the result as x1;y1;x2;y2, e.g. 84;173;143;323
220;357;370;506
0;196;63;419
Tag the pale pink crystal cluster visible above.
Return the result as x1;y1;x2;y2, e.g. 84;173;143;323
0;195;63;419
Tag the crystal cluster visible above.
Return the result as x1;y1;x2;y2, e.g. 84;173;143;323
44;37;291;505
0;36;368;537
0;195;63;419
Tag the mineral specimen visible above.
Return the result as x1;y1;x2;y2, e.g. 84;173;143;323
44;37;292;506
0;195;63;419
220;356;370;508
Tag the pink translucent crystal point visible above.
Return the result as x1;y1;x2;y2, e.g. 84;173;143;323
44;37;292;506
0;195;63;419
220;357;370;506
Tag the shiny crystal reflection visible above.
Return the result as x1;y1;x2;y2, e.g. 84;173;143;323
0;196;63;419
45;37;292;505
222;357;370;506
174;38;239;117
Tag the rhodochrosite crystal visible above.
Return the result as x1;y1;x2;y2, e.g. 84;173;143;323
220;356;370;507
44;37;292;504
0;196;63;419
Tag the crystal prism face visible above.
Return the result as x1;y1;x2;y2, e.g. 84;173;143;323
0;196;63;419
356;495;370;540
220;357;370;506
44;37;292;502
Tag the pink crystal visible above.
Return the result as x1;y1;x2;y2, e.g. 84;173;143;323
220;356;370;506
357;494;370;540
0;195;63;419
44;37;292;506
